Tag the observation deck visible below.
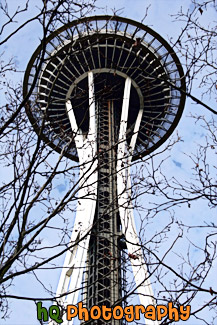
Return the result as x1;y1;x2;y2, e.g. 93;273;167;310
24;15;186;161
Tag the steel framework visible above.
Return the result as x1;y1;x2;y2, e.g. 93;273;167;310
23;15;186;324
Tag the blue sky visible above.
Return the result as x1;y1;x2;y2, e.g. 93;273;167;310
0;0;216;324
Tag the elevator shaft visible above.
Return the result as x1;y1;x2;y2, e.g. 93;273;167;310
85;100;123;324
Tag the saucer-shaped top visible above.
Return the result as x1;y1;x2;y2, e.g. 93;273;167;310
23;15;186;161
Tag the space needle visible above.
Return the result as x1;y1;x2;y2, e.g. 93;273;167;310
23;15;186;324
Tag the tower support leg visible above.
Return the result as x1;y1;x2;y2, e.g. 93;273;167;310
117;77;159;325
53;72;98;324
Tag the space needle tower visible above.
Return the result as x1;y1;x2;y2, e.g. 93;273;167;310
23;16;186;324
